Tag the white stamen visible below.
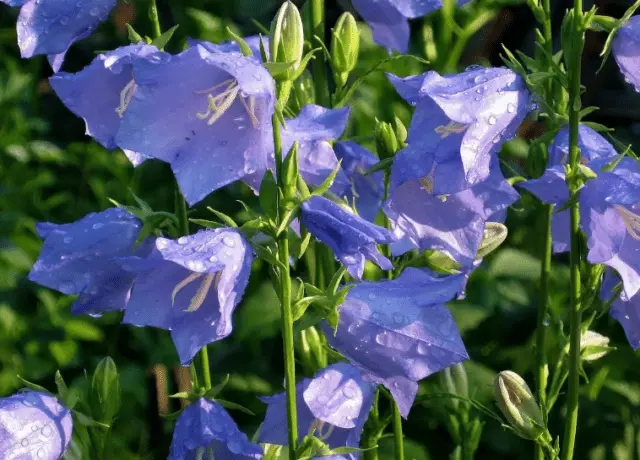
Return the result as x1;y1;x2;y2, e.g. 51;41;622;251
194;79;259;128
207;447;215;460
434;121;467;138
171;272;203;305
616;205;640;240
115;79;137;118
419;163;437;194
184;272;219;312
195;447;205;460
315;420;336;441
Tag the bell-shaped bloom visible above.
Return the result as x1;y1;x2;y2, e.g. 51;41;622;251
351;0;471;53
115;44;275;205
601;271;640;350
121;228;253;364
49;44;158;166
324;268;467;417
388;67;530;193
520;125;640;298
260;362;375;458
1;0;116;71
28;207;151;316
614;16;640;92
334;141;384;222
300;196;397;279
189;35;269;62
0;390;73;459
169;397;262;459
384;157;519;265
244;105;351;196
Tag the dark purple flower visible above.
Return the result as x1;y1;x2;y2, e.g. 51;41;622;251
49;44;158;166
334;141;384;222
388;67;530;192
351;0;471;52
384;159;519;265
28;207;151;316
115;44;275;205
260;362;375;458
0;391;73;460
244;105;351;196
520;125;640;298
613;16;640;92
300;196;397;279
169;397;262;459
324;268;467;417
1;0;116;71
121;228;253;364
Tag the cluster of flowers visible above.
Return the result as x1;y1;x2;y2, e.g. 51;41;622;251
2;0;640;458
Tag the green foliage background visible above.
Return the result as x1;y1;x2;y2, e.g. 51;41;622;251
1;0;640;458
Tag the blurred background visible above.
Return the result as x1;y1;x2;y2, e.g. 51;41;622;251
1;0;640;458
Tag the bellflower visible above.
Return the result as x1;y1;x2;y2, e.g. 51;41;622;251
601;271;640;350
0;391;73;460
260;362;375;458
49;44;158;166
115;44;275;205
334;141;384;222
388;67;530;192
121;228;253;364
1;0;116;72
28;207;151;316
244;105;351;195
520;125;640;298
190;35;268;62
324;268;468;417
613;16;640;92
351;0;471;53
300;196;397;279
384;159;519;265
169;397;262;459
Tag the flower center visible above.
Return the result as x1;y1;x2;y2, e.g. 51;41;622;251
419;163;437;194
115;79;137;118
194;447;215;460
195;79;259;128
616;205;640;240
171;271;222;312
434;121;467;138
309;419;336;441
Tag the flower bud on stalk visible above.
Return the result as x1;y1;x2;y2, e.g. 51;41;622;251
440;363;469;410
493;371;545;440
331;12;360;88
580;330;611;361
477;222;508;259
270;1;304;81
375;121;398;160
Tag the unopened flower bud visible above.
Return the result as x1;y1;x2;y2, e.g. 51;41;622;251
91;357;121;424
440;363;468;409
580;330;611;361
375;121;398;160
270;1;304;75
290;70;316;112
493;371;545;440
393;116;408;146
331;12;359;87
477;222;508;259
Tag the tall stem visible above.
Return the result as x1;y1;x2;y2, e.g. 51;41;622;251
561;2;584;458
148;0;162;38
309;0;330;106
272;109;299;458
200;346;212;390
392;403;405;460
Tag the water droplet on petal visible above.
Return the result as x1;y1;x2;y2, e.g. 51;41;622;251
507;103;515;113
41;425;52;437
178;236;189;245
488;116;497;125
367;292;377;300
89;6;100;16
21;439;29;447
223;236;235;247
37;449;46;459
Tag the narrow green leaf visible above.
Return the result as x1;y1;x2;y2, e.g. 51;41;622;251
151;25;179;50
206;207;238;228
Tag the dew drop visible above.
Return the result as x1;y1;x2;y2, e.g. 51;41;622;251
60;16;69;25
507;103;516;113
89;6;100;16
41;425;52;437
416;342;431;355
209;255;219;263
21;439;29;447
488;116;497;125
92;222;104;229
223;236;235;247
367;292;377;300
37;449;46;459
342;385;357;398
177;236;189;245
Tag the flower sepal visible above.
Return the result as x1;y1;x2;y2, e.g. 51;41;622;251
295;434;370;460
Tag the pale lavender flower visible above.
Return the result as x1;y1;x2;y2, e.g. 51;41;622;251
613;15;640;92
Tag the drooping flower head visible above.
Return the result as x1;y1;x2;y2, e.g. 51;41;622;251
28;207;151;316
351;0;471;53
260;362;376;459
49;44;158;166
334;141;385;222
520;124;640;298
121;228;253;364
388;67;531;193
1;0;117;71
300;196;397;280
169;397;262;459
613;15;640;92
601;270;640;350
0;391;73;460
115;44;275;205
324;268;468;417
384;158;519;265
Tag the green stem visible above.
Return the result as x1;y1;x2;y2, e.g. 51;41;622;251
200;345;212;390
148;0;162;39
392;403;405;460
309;0;330;106
272;110;299;458
561;3;584;459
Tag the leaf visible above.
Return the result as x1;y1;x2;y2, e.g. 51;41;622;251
151;25;179;50
189;218;224;229
215;399;255;415
311;161;343;197
259;170;279;221
364;157;393;176
226;27;253;56
17;376;50;394
206;207;238;228
126;24;144;43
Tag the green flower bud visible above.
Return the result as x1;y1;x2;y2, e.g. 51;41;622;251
440;363;469;409
270;1;304;78
493;371;545;440
91;357;121;424
580;330;611;361
393;116;408;146
477;222;508;259
375;121;398;160
331;12;360;87
290;70;316;112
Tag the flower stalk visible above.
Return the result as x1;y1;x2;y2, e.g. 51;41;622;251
309;0;330;106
